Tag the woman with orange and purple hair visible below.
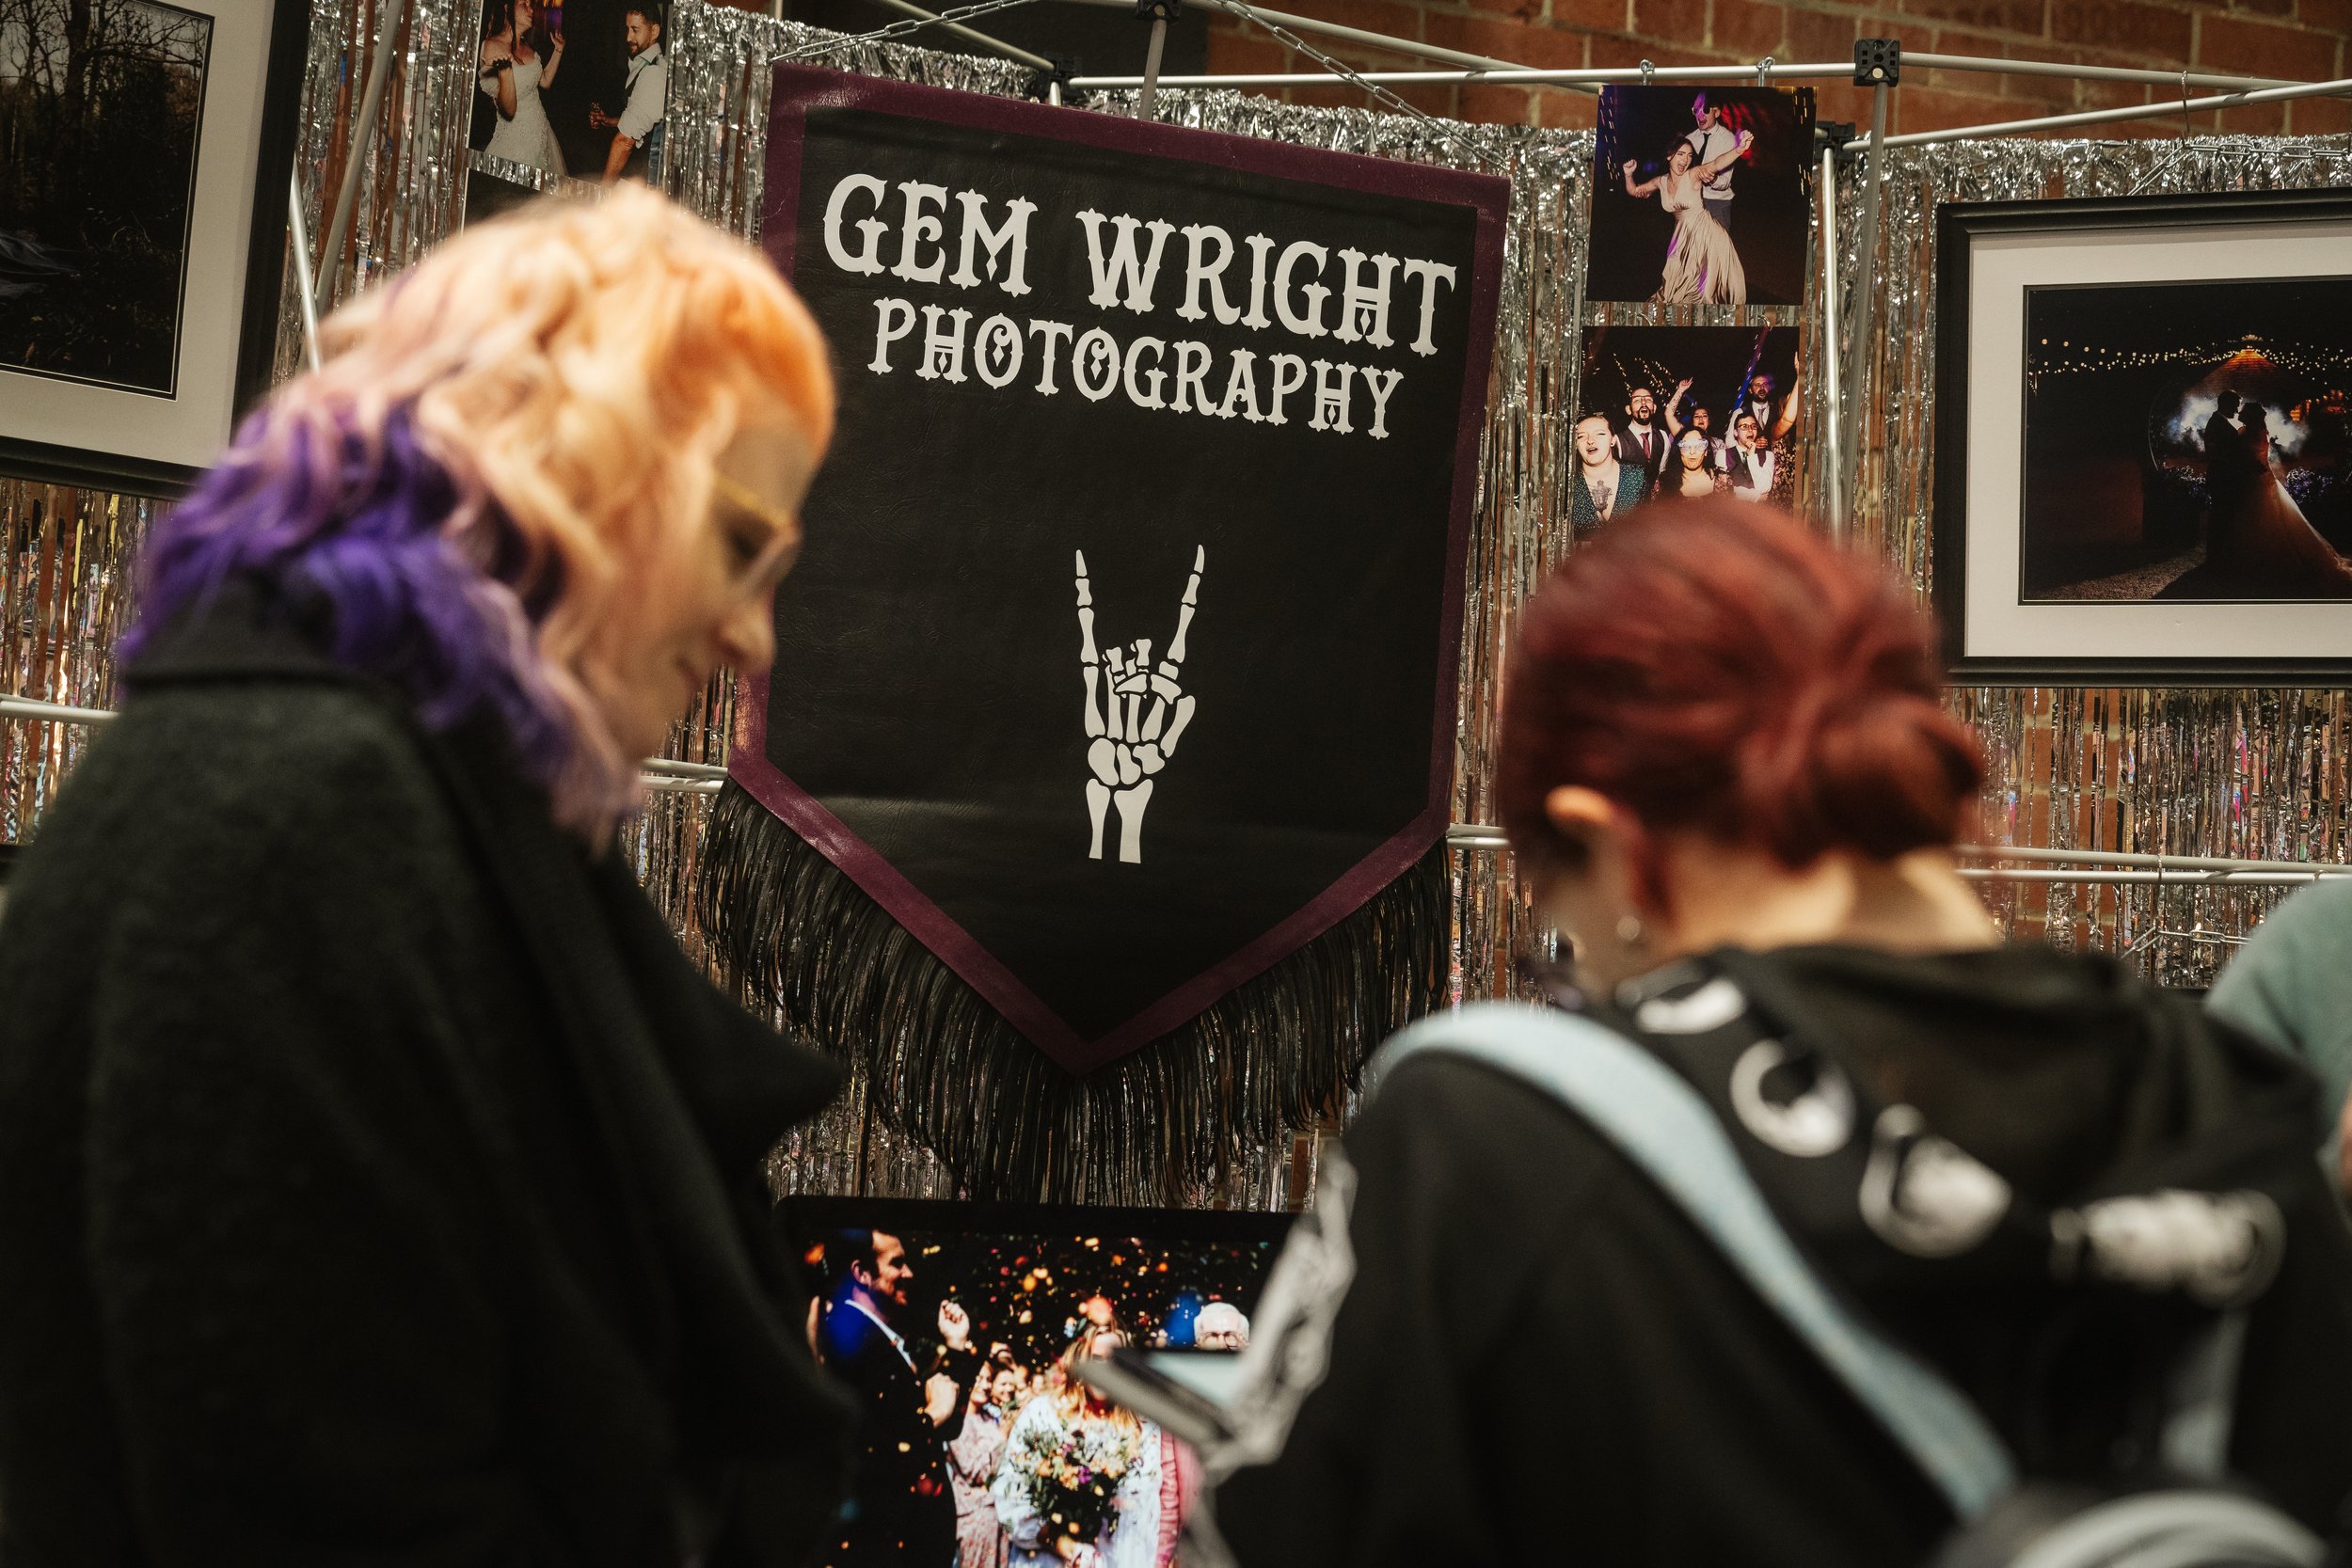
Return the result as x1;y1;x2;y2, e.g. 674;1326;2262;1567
0;187;856;1565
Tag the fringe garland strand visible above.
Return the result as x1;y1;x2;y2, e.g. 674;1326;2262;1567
697;780;1451;1203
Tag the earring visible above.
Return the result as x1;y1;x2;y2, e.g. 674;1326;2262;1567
1615;914;1646;946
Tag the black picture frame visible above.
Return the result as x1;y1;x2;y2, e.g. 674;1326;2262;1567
1932;187;2352;687
0;0;312;499
782;1195;1295;1250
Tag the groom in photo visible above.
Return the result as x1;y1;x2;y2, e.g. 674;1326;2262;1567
1683;92;1742;232
2202;388;2254;567
820;1228;982;1566
591;1;665;183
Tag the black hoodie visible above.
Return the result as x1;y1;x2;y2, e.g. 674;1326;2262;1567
1205;944;2352;1567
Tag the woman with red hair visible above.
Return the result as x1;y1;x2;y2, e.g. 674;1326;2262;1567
1200;498;2352;1566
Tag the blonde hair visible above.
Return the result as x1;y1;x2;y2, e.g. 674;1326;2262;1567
1056;1323;1142;1439
236;185;831;832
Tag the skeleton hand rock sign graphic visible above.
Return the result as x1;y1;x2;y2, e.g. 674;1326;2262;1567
1074;547;1203;863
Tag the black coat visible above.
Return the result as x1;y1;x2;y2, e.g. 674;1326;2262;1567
1210;944;2352;1566
0;588;856;1566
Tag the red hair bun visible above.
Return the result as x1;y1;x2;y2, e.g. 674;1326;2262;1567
1496;498;1981;889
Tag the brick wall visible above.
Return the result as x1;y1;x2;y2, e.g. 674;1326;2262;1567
1200;0;2351;137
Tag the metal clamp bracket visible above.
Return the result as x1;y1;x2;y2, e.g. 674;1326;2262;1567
1023;53;1087;103
1136;0;1180;21
1853;38;1900;87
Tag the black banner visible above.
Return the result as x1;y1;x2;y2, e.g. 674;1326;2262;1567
730;70;1504;1074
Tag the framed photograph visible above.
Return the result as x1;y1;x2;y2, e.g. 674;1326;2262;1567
1587;85;1816;309
1935;190;2352;685
0;0;309;497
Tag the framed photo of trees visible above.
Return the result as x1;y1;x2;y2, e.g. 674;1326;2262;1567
0;0;309;496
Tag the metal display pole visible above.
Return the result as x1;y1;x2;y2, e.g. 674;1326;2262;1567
287;175;326;373
1878;72;2352;148
1817;140;1842;539
1073;60;1854;88
11;689;2341;885
1057;0;1603;93
317;0;408;316
1836;58;1893;520
1137;11;1168;118
863;0;1057;68
1902;51;2298;91
1064;34;2304;102
0;695;727;794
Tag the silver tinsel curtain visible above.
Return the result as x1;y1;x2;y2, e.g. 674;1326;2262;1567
5;0;2350;1203
1836;138;2352;985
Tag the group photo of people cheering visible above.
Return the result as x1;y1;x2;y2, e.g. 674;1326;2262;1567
1572;324;1804;532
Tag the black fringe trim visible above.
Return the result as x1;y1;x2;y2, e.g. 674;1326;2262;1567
697;780;1452;1202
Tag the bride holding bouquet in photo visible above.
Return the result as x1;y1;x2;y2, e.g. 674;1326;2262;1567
993;1323;1164;1568
1622;130;1752;307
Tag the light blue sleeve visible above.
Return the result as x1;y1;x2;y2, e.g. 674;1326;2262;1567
2207;878;2352;1136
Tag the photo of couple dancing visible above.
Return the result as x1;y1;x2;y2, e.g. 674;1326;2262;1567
469;0;666;189
1588;86;1816;308
792;1205;1286;1568
2016;277;2352;602
1572;325;1804;534
2171;387;2352;597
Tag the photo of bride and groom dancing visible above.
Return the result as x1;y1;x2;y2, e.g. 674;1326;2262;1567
2162;388;2352;599
468;0;667;199
2014;276;2352;605
1588;86;1816;309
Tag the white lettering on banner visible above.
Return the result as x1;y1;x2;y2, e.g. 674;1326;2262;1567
1309;360;1354;434
1168;341;1216;415
1273;242;1329;340
1266;354;1308;426
1026;320;1074;395
868;298;916;372
1176;224;1242;325
949;193;1038;295
891;182;951;284
1073;328;1121;402
822;173;890;277
867;310;1402;437
1239;234;1275;330
1122;337;1168;410
1217;350;1263;422
1333;249;1399;348
973;315;1025;388
1400;259;1458;357
916;305;972;382
1075;211;1178;312
1360;366;1404;439
820;172;1473;439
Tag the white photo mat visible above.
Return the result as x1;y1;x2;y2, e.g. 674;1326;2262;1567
0;0;276;474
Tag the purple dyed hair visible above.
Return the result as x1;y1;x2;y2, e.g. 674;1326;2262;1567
123;403;575;788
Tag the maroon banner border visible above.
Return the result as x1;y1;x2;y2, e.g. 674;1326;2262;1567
733;65;1510;1075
